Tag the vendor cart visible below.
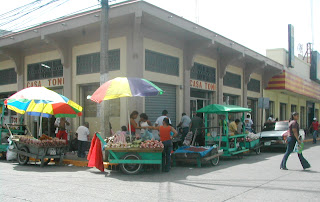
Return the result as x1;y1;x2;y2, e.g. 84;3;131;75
7;124;67;167
96;133;163;175
239;138;261;154
197;104;253;158
0;99;24;155
172;127;223;167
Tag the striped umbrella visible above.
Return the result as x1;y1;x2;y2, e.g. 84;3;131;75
5;87;82;118
5;86;82;136
89;77;163;140
90;77;163;103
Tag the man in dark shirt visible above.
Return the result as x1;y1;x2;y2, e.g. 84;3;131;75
190;113;204;146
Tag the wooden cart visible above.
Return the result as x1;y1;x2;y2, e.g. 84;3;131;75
7;124;67;167
10;140;67;167
172;127;223;167
104;147;163;175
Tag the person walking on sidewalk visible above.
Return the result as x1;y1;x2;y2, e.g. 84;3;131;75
308;118;319;144
76;122;90;158
280;112;311;170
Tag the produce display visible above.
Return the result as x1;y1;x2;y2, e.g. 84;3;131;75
140;140;164;149
237;133;260;142
105;139;164;149
19;135;67;147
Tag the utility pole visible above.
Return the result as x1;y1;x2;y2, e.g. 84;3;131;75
100;0;110;139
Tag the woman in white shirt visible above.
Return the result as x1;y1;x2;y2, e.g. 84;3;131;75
139;113;152;140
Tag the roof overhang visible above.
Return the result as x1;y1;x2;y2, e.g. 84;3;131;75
0;0;283;74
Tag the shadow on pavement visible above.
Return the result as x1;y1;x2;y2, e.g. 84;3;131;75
7;161;90;172
100;151;283;181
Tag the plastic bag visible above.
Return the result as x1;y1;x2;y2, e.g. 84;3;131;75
141;130;153;141
6;144;17;161
152;130;160;140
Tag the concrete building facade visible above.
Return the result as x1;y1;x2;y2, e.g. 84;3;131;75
265;48;320;130
0;1;283;137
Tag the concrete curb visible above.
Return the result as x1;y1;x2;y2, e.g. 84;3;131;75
62;159;117;169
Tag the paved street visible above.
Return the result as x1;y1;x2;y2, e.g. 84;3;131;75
0;142;319;202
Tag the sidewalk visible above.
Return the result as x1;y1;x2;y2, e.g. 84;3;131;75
63;152;117;169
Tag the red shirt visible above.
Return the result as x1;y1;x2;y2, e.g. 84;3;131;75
159;125;172;142
128;121;136;133
312;121;319;131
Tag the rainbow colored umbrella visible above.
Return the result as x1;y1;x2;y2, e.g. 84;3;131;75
90;77;163;103
5;87;82;118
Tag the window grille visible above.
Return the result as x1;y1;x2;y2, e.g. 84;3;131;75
27;59;63;81
247;79;260;93
0;68;16;85
223;72;241;89
76;49;120;75
191;62;216;83
145;49;179;76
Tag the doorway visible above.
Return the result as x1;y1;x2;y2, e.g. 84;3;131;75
190;90;213;127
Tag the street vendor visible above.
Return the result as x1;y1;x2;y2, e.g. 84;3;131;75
229;119;240;136
128;111;141;138
55;117;70;144
145;118;178;172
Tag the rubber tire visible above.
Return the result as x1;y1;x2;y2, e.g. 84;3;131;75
17;147;29;165
210;156;219;166
120;153;142;175
255;147;261;155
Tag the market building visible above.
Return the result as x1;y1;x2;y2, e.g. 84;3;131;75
265;49;320;130
0;0;283;137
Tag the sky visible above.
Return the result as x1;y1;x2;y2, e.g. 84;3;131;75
0;0;319;56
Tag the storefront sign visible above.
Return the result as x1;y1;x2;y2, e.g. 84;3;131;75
27;77;64;87
190;79;216;91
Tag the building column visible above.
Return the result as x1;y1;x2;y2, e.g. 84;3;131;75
243;62;264;107
127;11;144;113
217;53;243;105
41;36;72;98
183;40;214;116
183;46;195;116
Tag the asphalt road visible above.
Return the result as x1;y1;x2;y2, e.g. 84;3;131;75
0;142;319;202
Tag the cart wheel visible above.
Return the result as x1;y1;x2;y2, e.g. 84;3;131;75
210;156;219;166
120;153;142;175
255;147;261;155
17;147;29;165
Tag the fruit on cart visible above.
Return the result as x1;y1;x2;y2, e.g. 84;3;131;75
19;136;67;147
140;140;164;149
39;134;53;140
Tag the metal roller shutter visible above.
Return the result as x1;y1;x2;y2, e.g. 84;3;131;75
145;82;176;127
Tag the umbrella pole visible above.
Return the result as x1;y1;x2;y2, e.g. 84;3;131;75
38;103;46;138
127;98;132;143
38;113;43;138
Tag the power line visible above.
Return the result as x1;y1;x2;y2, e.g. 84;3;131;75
4;0;70;31
0;0;63;28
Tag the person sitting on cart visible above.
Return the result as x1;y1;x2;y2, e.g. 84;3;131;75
55;117;70;144
229;119;240;136
145;118;178;172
